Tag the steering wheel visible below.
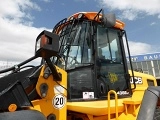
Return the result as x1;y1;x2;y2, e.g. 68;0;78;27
68;56;80;67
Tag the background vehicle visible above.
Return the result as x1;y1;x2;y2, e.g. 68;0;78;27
0;9;158;120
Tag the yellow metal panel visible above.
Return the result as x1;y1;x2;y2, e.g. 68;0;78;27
30;65;67;120
67;99;125;116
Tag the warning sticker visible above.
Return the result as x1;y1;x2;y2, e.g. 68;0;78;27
83;92;94;99
53;94;66;109
54;85;65;94
83;92;89;99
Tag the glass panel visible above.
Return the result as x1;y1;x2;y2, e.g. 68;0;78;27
97;27;122;63
132;62;137;70
67;67;93;99
66;46;81;69
97;27;110;60
148;69;153;76
136;62;142;69
153;60;159;77
143;71;149;74
108;32;121;62
96;26;128;96
147;61;151;68
141;61;148;73
57;21;93;70
142;61;147;69
147;79;154;86
98;63;127;90
127;63;131;69
158;60;160;67
154;68;160;77
67;22;92;69
56;20;95;100
153;60;158;68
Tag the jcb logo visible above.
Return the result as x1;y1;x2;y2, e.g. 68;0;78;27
130;77;143;84
108;72;118;83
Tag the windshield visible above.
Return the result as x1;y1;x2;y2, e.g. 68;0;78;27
96;25;129;96
57;21;93;70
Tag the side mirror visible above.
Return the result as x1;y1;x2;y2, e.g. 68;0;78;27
103;13;116;27
35;30;59;58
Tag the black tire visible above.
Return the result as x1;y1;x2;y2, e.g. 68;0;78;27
0;110;46;120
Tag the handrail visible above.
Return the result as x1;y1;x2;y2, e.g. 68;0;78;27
107;90;118;120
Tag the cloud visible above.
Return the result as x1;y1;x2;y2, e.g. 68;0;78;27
150;22;156;26
74;0;87;2
98;0;160;55
0;0;159;67
99;0;160;20
123;37;158;56
127;41;157;56
0;0;41;25
0;19;46;62
121;10;138;20
41;0;52;3
0;0;49;64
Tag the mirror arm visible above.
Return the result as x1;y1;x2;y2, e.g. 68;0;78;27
45;58;62;81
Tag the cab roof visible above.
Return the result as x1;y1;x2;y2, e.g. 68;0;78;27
68;12;125;30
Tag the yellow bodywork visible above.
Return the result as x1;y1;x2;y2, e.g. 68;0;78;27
30;65;67;120
29;65;157;120
67;70;157;120
1;10;157;120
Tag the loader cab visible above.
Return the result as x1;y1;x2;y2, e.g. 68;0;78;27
53;9;132;101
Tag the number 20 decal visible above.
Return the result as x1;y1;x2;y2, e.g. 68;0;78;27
53;94;66;109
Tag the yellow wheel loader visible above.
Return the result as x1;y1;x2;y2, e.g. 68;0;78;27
0;9;159;120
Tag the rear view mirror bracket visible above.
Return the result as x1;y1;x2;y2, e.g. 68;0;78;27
35;30;61;81
45;58;62;81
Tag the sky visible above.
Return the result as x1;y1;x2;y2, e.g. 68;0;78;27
1;0;160;65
